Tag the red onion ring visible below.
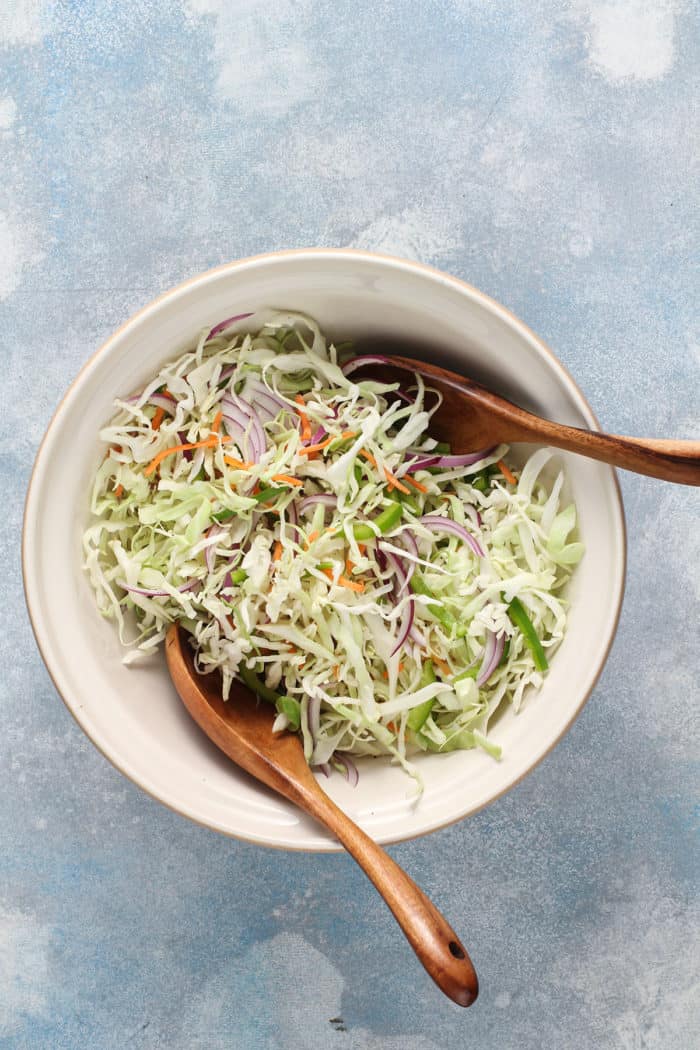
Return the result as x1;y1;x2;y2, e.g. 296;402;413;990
406;450;494;472
476;631;505;687
208;312;254;339
418;515;484;558
334;752;359;787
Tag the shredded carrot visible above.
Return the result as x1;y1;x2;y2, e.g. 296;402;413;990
387;720;397;732
338;575;365;593
333;664;340;680
272;474;302;487
359;448;377;467
251;482;261;496
273;541;283;562
433;656;451;677
306;530;320;546
357;543;366;556
211;410;223;434
383;467;410;495
114;483;124;499
320;567;334;580
298;436;333;456
404;475;428;494
340;429;358;440
151;406;166;431
295;394;312;442
144;435;231;476
345;558;355;574
162;388;174;400
498;459;517;485
224;455;253;470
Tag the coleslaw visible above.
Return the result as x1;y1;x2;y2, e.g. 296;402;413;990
84;312;583;788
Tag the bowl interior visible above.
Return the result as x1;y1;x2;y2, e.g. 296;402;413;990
23;252;625;850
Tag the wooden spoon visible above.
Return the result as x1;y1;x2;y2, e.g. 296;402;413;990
165;624;479;1008
351;355;700;485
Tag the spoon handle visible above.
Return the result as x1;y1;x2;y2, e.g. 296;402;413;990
293;778;478;1007
469;386;700;485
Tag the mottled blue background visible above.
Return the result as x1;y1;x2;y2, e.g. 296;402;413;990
2;1;698;1047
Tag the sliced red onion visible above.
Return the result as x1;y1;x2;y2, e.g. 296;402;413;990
204;525;226;573
149;393;177;413
248;379;288;415
119;578;199;598
381;547;408;593
404;456;439;473
177;430;194;461
308;696;321;743
476;631;505;687
314;763;331;778
409;623;428;648
334;752;359;787
221;394;266;462
298;494;338;514
218;364;236;384
208;312;254;339
406;450;494;472
463;504;482;529
391;597;415;656
418;515;485;558
222;570;233;591
310;424;327;444
341;354;393;376
395;532;418;594
286;500;298;530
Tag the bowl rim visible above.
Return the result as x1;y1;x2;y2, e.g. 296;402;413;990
22;247;627;850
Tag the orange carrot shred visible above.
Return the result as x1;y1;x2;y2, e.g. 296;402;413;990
144;435;231;477
345;558;355;574
298;436;333;455
114;483;124;499
404;475;428;494
359;448;377;467
433;656;451;676
306;530;320;546
272;474;302;487
340;429;358;440
498;459;517;485
320;567;334;580
357;543;366;556
338;575;364;593
273;541;283;562
224;455;253;470
383;467;410;495
295;394;312;442
333;664;340;680
151;406;166;431
211;410;223;434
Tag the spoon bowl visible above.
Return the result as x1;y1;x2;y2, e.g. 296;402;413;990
165;623;479;1007
350;354;700;486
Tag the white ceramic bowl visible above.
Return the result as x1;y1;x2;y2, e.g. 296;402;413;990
23;250;625;851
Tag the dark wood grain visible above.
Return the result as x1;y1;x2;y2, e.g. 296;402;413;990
357;354;700;486
165;625;479;1008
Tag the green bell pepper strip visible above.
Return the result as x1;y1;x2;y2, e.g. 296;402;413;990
409;574;455;632
353;502;403;541
507;596;548;671
407;659;437;731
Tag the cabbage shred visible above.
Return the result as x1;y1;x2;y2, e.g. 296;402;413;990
84;312;583;787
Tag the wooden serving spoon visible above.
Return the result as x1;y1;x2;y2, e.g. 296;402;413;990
351;355;700;485
165;624;479;1008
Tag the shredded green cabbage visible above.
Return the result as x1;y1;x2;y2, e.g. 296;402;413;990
84;312;583;789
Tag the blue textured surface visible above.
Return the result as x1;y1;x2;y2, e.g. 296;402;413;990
2;2;698;1047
